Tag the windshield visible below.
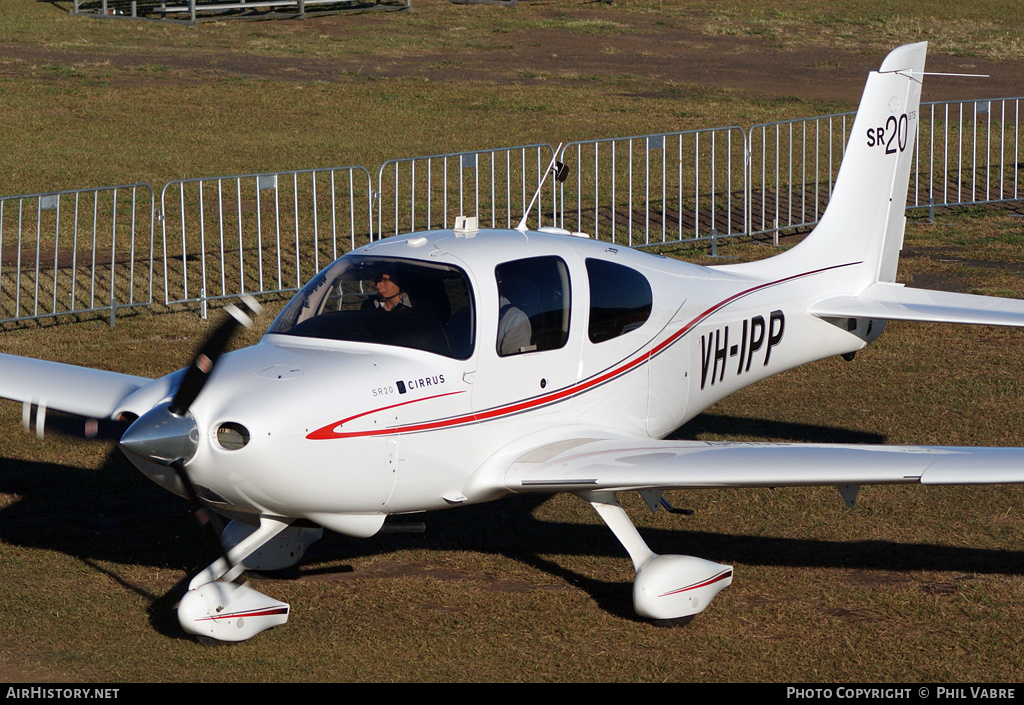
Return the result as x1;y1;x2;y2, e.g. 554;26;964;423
267;255;475;359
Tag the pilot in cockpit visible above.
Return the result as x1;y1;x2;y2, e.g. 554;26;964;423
362;268;413;313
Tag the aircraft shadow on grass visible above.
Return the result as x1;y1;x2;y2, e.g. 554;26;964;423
1;411;1020;634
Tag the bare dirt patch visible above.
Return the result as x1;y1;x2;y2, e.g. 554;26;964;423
3;10;1021;103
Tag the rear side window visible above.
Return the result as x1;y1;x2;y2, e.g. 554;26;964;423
494;256;571;356
586;258;652;343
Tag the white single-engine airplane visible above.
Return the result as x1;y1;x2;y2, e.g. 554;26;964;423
3;42;1024;642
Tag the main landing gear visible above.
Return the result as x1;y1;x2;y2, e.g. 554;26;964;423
581;491;732;625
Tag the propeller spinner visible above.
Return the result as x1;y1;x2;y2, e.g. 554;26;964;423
119;296;262;468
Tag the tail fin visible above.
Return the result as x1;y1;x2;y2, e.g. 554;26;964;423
731;42;927;286
726;43;1024;335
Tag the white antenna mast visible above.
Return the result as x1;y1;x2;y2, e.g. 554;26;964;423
516;144;568;232
889;69;990;83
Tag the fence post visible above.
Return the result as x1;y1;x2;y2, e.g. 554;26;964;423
109;189;117;327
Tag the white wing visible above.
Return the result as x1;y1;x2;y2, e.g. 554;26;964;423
502;437;1024;493
0;352;152;419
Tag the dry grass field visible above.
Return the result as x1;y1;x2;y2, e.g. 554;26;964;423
1;0;1023;684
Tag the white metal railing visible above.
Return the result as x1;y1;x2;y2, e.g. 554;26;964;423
748;112;854;240
3;97;1020;325
747;97;1023;239
556;128;747;249
376;144;558;239
159;166;372;317
0;185;154;325
71;0;409;22
915;98;1021;213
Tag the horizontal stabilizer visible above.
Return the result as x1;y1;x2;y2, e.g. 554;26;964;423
810;282;1024;327
503;438;1024;493
0;353;151;419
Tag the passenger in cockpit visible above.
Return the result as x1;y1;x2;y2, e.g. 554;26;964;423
497;277;533;356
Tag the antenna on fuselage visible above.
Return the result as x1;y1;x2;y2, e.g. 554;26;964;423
515;143;569;232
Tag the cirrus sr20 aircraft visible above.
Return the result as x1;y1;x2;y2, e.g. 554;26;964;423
3;42;1024;643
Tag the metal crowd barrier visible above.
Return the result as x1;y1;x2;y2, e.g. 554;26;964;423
71;0;409;23
746;97;1022;240
3;97;1020;326
555;127;747;250
375;144;558;239
0;185;154;325
159;166;372;317
914;98;1021;214
748;112;854;241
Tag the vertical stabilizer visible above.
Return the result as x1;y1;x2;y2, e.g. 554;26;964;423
728;43;927;287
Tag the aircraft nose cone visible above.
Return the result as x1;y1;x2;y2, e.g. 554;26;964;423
119;402;199;466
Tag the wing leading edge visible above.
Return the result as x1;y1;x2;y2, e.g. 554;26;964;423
501;438;1024;494
0;352;152;420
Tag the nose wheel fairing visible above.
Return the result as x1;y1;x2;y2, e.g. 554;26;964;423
179;581;290;643
178;517;322;643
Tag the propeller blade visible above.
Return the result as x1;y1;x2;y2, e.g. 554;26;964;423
169;458;234;573
168;297;262;417
124;296;263;580
45;411;136;441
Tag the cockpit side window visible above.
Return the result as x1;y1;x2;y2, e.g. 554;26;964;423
585;258;652;343
266;255;475;359
495;256;571;357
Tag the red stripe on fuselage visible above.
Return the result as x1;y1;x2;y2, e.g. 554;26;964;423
306;263;859;441
306;391;467;439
